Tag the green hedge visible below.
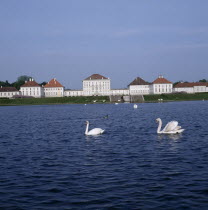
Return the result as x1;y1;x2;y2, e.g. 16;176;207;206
1;93;207;106
0;96;109;106
144;93;208;102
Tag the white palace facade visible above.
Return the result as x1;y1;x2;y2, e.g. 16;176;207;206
82;74;111;96
64;74;174;97
150;76;173;94
65;74;111;97
1;74;208;98
0;87;20;98
44;78;64;97
173;82;208;93
20;78;44;98
128;77;150;95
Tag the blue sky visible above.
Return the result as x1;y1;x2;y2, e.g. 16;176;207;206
0;0;208;89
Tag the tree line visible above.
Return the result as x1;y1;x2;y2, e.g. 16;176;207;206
0;75;46;90
172;79;207;86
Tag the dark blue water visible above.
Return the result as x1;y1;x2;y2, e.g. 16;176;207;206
0;101;208;209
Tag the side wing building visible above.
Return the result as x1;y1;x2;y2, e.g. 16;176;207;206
44;78;64;97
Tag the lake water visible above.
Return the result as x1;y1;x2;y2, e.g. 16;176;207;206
0;101;208;209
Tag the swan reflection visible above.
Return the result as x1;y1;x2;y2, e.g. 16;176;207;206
157;134;183;141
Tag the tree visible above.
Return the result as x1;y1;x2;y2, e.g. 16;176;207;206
173;81;183;86
0;80;12;87
198;79;207;82
17;75;31;83
12;75;31;90
39;81;47;86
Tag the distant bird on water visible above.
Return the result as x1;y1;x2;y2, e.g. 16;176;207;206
103;115;109;119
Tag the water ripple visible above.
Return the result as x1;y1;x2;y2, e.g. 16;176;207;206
0;102;208;209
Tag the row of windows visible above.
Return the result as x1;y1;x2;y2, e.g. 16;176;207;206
131;90;149;93
46;92;63;96
0;92;19;96
21;87;40;90
22;91;41;95
154;84;172;88
84;81;110;85
84;91;109;94
155;88;172;93
45;88;63;91
66;93;83;96
84;86;109;89
84;84;110;87
84;87;110;91
21;87;63;91
130;86;149;89
111;92;129;95
194;87;206;91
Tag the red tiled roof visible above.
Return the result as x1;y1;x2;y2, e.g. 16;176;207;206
0;87;19;92
84;74;108;80
44;78;64;88
21;80;40;87
153;76;172;84
129;77;150;86
174;82;208;88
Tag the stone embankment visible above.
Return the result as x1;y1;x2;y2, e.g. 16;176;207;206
109;95;144;103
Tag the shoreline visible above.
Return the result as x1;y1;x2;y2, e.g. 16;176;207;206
0;98;207;107
0;93;208;106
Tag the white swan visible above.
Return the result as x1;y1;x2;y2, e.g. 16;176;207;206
85;121;105;136
134;104;138;109
156;118;184;134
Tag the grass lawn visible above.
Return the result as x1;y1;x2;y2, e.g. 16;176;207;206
144;92;208;102
0;96;110;106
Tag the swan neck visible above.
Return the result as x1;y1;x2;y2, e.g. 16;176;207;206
85;123;89;135
157;119;162;133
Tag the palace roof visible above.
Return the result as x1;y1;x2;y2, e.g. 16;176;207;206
84;74;108;80
0;87;19;92
152;76;172;84
21;79;40;87
44;78;64;88
128;77;150;86
174;82;208;88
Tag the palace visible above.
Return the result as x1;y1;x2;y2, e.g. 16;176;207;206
173;82;208;93
0;74;208;98
0;87;20;98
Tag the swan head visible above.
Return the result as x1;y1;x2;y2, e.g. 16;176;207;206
86;121;89;124
156;118;161;123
